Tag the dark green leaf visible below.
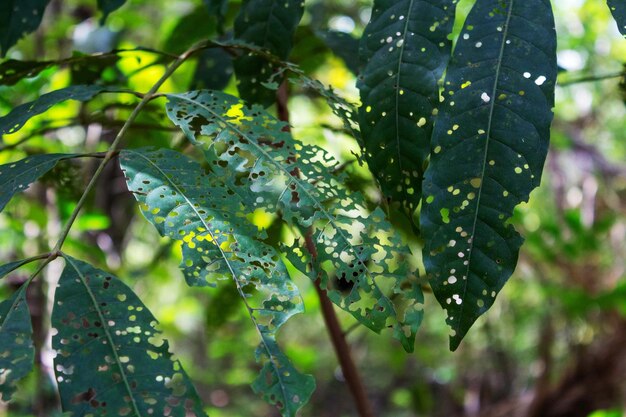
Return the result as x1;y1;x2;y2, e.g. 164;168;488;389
0;154;78;212
0;259;34;279
164;90;423;351
358;0;458;212
97;0;127;23
233;0;304;106
120;148;315;416
52;255;206;417
607;1;626;36
0;0;51;57
192;48;233;91
163;7;218;54
316;30;360;75
0;85;110;135
420;0;557;350
203;0;229;31
0;285;34;402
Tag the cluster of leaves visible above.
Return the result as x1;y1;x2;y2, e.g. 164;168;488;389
1;0;625;416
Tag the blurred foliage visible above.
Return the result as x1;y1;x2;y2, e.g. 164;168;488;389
0;0;625;416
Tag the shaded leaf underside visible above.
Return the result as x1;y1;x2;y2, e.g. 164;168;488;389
120;148;315;416
164;90;423;351
52;255;206;417
420;0;557;350
358;0;458;212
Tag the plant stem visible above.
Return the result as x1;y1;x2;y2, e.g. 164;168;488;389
559;70;624;86
276;80;375;417
304;235;375;417
51;43;202;254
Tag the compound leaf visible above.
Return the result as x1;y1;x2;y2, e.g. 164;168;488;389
0;85;110;135
420;0;557;350
358;0;458;213
607;0;626;36
52;255;206;417
233;0;304;106
0;154;78;212
0;0;51;57
164;90;423;351
120;148;315;416
0;262;35;402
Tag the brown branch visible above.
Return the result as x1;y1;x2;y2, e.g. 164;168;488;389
276;80;375;417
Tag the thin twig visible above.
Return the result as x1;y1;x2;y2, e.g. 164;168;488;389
50;43;203;254
559;71;624;86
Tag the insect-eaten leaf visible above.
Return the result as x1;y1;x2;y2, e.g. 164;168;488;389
0;262;35;402
52;255;207;417
120;148;315;417
164;90;424;352
0;85;111;135
420;0;557;350
607;0;626;37
358;0;458;214
0;0;51;57
0;154;78;213
233;0;304;106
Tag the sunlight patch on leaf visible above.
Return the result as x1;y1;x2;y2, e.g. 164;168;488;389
120;148;315;417
164;90;423;351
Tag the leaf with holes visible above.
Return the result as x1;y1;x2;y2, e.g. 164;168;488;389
164;90;423;351
120;148;315;416
233;0;304;106
607;0;626;36
0;262;35;402
420;0;557;350
0;0;50;57
52;255;206;417
0;154;78;212
0;85;110;135
358;0;458;213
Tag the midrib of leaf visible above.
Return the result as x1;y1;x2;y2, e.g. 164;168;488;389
125;150;292;404
169;94;393;310
393;0;415;178
456;0;514;332
63;255;142;417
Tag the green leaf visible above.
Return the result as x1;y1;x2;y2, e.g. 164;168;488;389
97;0;127;23
316;30;360;75
0;259;34;279
120;148;315;416
0;85;109;135
0;285;34;402
0;0;51;57
52;255;207;417
192;49;233;91
233;0;304;106
607;0;626;36
358;0;458;212
164;90;423;351
420;0;557;350
0;260;35;402
0;154;78;212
